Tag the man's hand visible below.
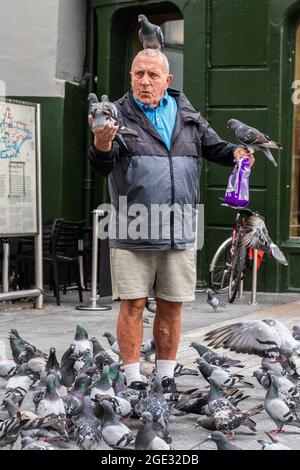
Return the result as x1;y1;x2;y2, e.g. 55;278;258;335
89;114;118;152
233;147;255;167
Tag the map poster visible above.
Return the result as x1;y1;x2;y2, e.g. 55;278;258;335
0;99;38;236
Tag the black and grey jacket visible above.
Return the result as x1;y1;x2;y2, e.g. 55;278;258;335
89;89;238;250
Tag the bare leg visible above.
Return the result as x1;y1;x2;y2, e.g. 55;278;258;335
117;298;147;364
154;298;182;360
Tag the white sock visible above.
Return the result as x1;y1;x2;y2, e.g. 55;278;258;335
156;360;176;379
122;362;142;385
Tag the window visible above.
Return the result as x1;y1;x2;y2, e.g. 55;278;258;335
161;19;184;90
290;24;300;238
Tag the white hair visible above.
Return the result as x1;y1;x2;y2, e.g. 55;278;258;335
131;49;170;74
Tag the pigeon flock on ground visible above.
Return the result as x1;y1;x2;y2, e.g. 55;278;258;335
0;316;300;451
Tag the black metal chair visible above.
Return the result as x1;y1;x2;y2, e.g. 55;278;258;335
15;218;85;305
47;219;85;305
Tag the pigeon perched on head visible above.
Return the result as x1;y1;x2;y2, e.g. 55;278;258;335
197;431;242;450
138;14;164;50
88;93;138;151
206;289;226;311
189;341;243;369
205;318;300;360
227;119;283;167
241;214;288;266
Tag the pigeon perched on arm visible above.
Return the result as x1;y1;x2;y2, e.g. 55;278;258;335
88;93;138;151
227;119;283;167
138;14;164;50
206;289;226;311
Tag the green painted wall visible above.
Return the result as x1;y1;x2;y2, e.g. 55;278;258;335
12;86;87;222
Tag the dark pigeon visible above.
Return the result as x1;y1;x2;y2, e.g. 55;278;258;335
227;118;282;167
138;14;164;50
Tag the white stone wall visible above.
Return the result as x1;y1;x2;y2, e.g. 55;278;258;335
0;0;86;97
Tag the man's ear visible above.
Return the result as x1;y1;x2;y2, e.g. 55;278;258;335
167;74;174;86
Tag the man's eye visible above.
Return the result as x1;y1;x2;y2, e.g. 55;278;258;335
136;72;143;78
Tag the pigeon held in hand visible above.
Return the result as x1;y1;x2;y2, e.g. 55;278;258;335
138;14;164;50
88;93;138;151
227;119;282;168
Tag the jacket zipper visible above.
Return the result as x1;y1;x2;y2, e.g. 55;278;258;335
168;148;175;249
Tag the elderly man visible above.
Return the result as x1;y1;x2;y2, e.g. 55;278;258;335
89;49;253;396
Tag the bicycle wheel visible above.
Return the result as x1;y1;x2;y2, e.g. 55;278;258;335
209;237;233;293
228;243;247;303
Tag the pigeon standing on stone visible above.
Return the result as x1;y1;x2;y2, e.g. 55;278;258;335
74;396;102;450
206;289;226;311
103;331;121;358
135;375;170;428
63;374;92;418
189;342;243;368
257;432;291;450
73;325;92;356
138;14;164;50
45;348;60;372
97;397;134;449
2;363;34;406
264;372;300;434
0;358;18;380
241;215;288;266
227;119;282;167
196;431;242;450
135;412;173;450
195;357;253;389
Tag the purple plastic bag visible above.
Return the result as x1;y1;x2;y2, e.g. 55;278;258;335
224;156;251;207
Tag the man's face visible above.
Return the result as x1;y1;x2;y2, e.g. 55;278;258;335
130;55;173;108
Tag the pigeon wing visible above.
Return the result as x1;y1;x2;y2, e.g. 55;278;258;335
205;321;282;357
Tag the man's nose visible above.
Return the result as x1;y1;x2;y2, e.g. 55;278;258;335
141;73;150;86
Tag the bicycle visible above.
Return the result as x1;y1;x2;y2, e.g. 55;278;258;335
209;204;263;303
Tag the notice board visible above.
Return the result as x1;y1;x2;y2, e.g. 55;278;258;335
0;99;38;236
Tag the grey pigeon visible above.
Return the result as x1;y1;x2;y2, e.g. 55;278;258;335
135;375;170;428
135;412;173;450
74;396;102;450
3;363;34;406
0;358;18;380
37;374;66;424
138;14;164;50
206;288;226;311
196;431;242;450
195;357;253;389
264;372;300;433
205;318;300;360
63;374;92;417
257;432;291;450
89;336;114;368
141;339;156;360
21;436;57;450
74;325;92;355
45;348;60;372
97;397;134;449
9;329;47;361
88;93;138;151
0;414;30;449
103;331;120;358
189;341;244;368
293;325;300;341
241;215;288;266
227;118;282;167
90;364;115;399
262;363;299;398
